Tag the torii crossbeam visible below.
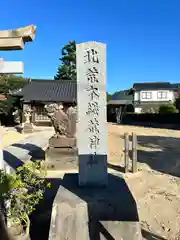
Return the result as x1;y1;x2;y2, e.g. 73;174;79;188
0;25;36;50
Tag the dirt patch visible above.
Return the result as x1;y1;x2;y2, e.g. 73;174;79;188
108;123;180;239
0;128;28;148
125;171;180;240
0;127;51;149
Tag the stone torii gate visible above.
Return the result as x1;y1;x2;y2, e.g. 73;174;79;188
0;24;36;169
0;25;36;74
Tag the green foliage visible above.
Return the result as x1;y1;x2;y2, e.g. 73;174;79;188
54;40;76;81
0;96;17;116
0;170;14;201
0;74;26;94
107;92;112;101
159;104;179;114
0;74;27;116
174;97;180;111
0;161;51;226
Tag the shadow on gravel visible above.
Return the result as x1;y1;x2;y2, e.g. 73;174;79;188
137;135;180;178
12;143;45;160
141;229;167;240
3;150;24;170
108;163;125;173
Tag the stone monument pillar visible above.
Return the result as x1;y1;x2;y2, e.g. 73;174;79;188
48;42;142;240
76;42;108;187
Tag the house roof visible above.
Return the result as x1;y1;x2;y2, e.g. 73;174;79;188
111;90;133;101
11;79;77;102
133;82;173;90
107;100;133;105
107;90;133;105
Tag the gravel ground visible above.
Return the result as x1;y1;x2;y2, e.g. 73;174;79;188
3;124;180;239
0;127;28;148
108;123;180;240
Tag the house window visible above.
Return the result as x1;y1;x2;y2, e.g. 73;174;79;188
141;92;152;100
157;91;167;99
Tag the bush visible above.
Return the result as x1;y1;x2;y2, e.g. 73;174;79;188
175;97;180;112
159;104;179;114
0;75;28;124
121;112;180;124
0;161;51;227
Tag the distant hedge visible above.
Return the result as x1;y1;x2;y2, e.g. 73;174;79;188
158;104;178;114
121;113;180;124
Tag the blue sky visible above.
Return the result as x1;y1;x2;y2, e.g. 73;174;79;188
1;0;180;93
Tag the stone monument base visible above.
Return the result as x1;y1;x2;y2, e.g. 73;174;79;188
49;136;76;148
48;174;142;240
45;147;78;170
23;123;34;133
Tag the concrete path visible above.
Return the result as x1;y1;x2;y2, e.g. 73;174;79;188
3;130;53;171
2;128;125;178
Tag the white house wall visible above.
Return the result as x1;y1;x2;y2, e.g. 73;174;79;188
134;107;142;113
134;91;140;101
134;90;174;102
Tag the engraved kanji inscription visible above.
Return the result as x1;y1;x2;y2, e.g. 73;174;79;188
86;85;100;101
87;152;98;166
88;118;100;134
86;67;99;83
84;49;99;64
86;101;99;116
89;135;100;149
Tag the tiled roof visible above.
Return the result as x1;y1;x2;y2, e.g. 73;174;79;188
111;90;133;101
107;100;132;105
107;90;133;105
133;82;172;90
12;79;77;102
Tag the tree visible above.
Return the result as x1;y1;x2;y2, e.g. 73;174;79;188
174;97;180;112
0;74;28;125
54;41;76;81
159;104;179;114
107;92;112;102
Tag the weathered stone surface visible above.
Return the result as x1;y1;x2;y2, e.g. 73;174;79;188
79;154;108;186
45;104;77;138
48;174;142;240
49;136;76;148
0;37;24;50
66;106;77;137
0;60;24;73
3;131;52;171
45;147;78;170
0;25;37;42
0;25;36;50
76;42;108;187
